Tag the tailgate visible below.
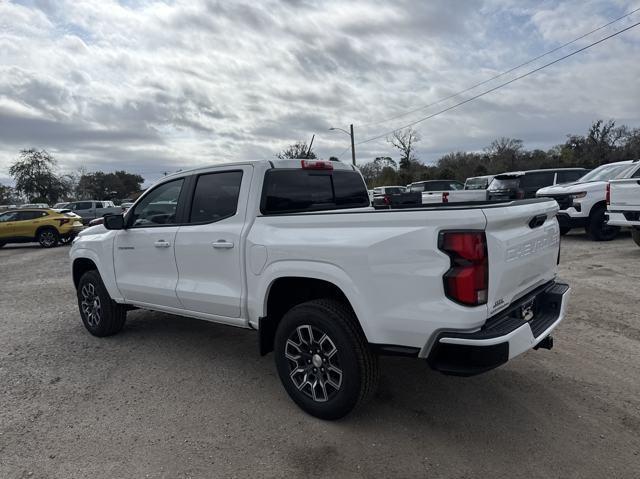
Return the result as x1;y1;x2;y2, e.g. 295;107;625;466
610;179;640;212
482;199;560;316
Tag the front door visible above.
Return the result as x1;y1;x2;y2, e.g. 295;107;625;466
174;167;251;318
114;178;186;308
0;211;20;240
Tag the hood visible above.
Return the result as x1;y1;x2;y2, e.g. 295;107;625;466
78;224;107;237
537;180;607;196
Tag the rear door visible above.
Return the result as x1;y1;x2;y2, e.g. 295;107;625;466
482;199;560;316
114;178;186;308
174;167;251;319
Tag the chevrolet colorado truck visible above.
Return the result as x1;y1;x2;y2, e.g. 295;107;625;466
607;160;640;247
70;159;569;419
537;161;635;240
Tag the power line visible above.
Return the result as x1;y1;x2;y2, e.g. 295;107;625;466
357;6;640;129
356;20;640;146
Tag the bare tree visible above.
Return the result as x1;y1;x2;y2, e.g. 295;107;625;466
387;128;421;169
276;141;317;159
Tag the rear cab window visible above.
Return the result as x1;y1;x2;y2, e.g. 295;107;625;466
489;176;520;190
261;168;369;214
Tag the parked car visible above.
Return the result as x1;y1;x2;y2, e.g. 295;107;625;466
488;168;588;202
606;160;640;247
0;208;84;248
537;161;636;239
70;159;569;419
407;180;487;204
372;186;407;208
0;205;18;211
464;175;495;190
53;202;70;209
64;200;121;224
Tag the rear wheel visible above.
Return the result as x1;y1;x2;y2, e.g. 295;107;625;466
77;270;126;336
274;299;379;420
632;229;640;248
37;228;59;248
587;205;619;241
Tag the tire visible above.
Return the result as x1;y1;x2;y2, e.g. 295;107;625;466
273;299;379;420
632;229;640;248
77;270;127;337
559;226;571;236
587;205;619;241
0;241;5;248
37;228;59;248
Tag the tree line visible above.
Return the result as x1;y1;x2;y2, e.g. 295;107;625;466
358;120;640;187
0;149;144;205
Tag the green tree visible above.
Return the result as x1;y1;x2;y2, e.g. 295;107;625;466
9;149;69;204
0;184;19;204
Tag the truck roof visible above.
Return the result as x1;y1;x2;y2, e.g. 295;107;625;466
161;159;356;180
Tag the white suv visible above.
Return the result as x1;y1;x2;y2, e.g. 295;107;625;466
537;160;636;240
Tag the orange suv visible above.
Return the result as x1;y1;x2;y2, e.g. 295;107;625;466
0;208;84;248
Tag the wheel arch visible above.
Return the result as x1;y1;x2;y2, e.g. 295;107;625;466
72;257;99;290
34;224;59;238
256;266;370;356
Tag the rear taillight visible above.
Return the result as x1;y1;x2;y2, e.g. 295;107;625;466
301;159;333;170
383;195;391;205
442;192;449;203
606;182;610;205
439;231;488;306
58;218;70;226
516;190;525;199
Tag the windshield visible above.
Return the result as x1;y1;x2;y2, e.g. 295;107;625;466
578;163;632;182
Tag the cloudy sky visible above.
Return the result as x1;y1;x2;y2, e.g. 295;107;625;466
1;0;639;185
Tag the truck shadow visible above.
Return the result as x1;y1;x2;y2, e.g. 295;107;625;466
117;309;575;439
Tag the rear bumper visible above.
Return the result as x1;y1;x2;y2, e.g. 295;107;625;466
606;210;640;227
426;281;570;376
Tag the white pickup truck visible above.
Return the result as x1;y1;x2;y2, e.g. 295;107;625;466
407;180;487;204
607;160;640;247
536;161;637;240
70;159;569;419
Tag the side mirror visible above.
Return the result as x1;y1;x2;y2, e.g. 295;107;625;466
103;214;125;230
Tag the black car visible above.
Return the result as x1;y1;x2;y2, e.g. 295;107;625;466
487;168;587;200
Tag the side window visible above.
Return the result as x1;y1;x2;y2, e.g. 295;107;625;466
189;171;243;223
95;202;104;208
17;211;39;221
130;178;184;227
75;202;93;210
0;212;19;222
520;172;555;189
632;167;640;178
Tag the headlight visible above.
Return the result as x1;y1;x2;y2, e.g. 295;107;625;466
570;192;587;199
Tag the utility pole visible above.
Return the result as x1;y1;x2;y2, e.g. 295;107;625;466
350;124;356;166
329;124;356;166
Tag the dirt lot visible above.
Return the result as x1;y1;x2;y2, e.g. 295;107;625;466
1;232;639;479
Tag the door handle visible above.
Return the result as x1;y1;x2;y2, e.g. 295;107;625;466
154;240;171;248
212;240;234;249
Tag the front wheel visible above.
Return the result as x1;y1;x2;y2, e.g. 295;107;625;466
587;205;619;241
77;270;127;337
274;299;379;420
632;229;640;248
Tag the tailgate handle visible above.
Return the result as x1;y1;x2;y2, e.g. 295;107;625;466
529;214;547;229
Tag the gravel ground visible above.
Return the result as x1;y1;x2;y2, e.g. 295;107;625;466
1;232;639;478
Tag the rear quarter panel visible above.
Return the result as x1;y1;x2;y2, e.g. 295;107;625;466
247;209;489;349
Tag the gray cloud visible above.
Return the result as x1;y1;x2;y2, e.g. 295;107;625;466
0;0;638;185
